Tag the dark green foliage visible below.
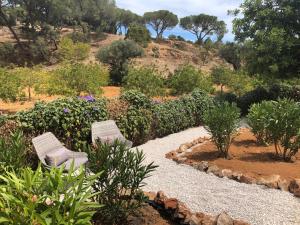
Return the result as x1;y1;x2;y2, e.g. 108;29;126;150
180;14;227;44
116;9;142;34
143;10;178;40
170;65;214;95
0;165;101;224
269;84;300;102
97;40;144;84
203;102;240;159
117;107;153;146
120;90;152;109
123;66;165;97
248;99;300;161
125;23;151;47
66;31;91;43
237;87;271;115
17;98;108;150
0;131;29;173
219;42;242;70
215;92;238;105
88;140;157;224
232;0;300;77
211;66;232;95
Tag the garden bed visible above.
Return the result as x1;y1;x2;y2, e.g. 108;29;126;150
167;128;300;194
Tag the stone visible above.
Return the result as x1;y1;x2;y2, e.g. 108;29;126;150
207;164;220;174
178;144;188;153
177;157;187;163
257;174;280;189
188;214;201;225
232;172;243;180
291;156;297;163
217;212;234;225
164;198;178;210
144;191;156;201
175;202;191;220
221;169;233;179
278;179;289;192
239;174;256;184
154;191;168;205
195;161;209;172
289;179;300;197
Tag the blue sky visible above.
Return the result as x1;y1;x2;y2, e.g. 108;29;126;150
116;0;243;42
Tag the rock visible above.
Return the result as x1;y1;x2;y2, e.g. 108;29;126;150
239;174;256;184
289;179;300;197
177;157;187;163
175;202;191;220
207;164;220;174
195;161;209;172
291;156;297;163
232;172;243;180
222;169;233;179
188;214;201;225
217;212;234;225
164;198;178;210
257;174;280;189
144;192;156;201
278;179;289;192
178;144;188;153
154;191;168;205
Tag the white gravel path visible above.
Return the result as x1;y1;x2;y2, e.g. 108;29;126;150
137;127;300;225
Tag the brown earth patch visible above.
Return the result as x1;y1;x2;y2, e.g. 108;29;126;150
176;128;300;182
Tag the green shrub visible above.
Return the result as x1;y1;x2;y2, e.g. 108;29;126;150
17;98;108;150
58;37;90;61
117;107;153;145
126;23;151;47
123;66;165;97
66;31;91;43
215;92;238;104
0;68;22;102
97;40;144;84
170;65;214;95
269;84;300;102
247;101;274;144
0;165;100;224
250;99;300;161
211;66;232;94
48;62;109;96
120;90;152;109
87;140;157;224
203;102;240;159
0;131;29;173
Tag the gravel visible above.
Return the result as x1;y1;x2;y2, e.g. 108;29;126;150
137;127;300;225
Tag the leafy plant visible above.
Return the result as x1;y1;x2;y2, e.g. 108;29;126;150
211;66;232;95
0;130;29;173
57;36;90;61
123;66;165;97
120;90;152;109
0;164;101;224
87;140;157;224
170;64;214;95
203;102;240;159
97;40;144;84
126;23;151;47
47;62;109;96
0;68;22;102
17;98;108;150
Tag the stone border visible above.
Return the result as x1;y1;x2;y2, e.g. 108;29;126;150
166;137;300;198
145;191;249;225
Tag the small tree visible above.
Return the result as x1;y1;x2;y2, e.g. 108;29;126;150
211;66;232;95
123;66;165;97
170;64;214;95
48;63;109;96
180;14;226;44
203;102;240;159
125;23;151;47
143;10;178;40
0;68;22;102
97;40;143;84
57;37;90;61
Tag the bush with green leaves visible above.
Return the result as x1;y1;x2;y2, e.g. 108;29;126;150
97;40;144;84
247;101;274;145
123;66;165;97
0;68;23;102
203;102;240;159
47;63;109;96
17;98;108;150
0;165;101;224
66;31;91;43
58;36;90;61
87;140;157;224
0;130;29;173
170;64;214;95
249;99;300;161
269;84;300;102
117;107;153;145
126;23;151;47
120;90;152;109
211;66;232;95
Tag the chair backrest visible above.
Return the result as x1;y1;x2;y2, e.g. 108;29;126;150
32;132;64;164
91;120;124;144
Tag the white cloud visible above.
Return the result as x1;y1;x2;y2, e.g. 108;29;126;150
116;0;243;41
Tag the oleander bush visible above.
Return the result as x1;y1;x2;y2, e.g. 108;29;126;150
123;66;165;97
87;140;157;224
248;99;300;161
203;102;240;159
120;90;152;109
0;165;101;224
17;98;108;150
